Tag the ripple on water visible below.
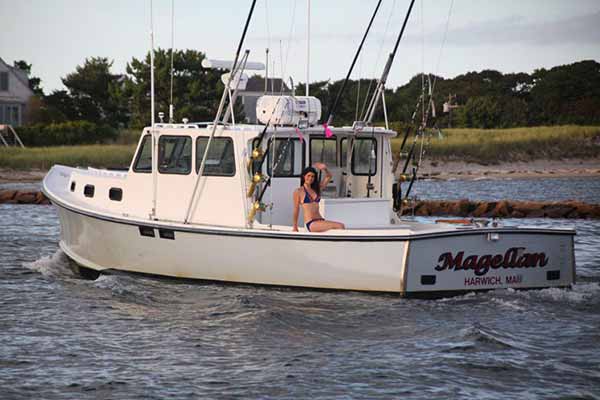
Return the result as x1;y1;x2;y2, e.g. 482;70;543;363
1;196;600;399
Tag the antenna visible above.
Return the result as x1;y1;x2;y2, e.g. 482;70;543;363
150;0;157;219
169;0;175;122
265;48;269;94
306;0;310;96
150;0;155;128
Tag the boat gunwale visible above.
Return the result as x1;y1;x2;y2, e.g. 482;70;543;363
42;181;577;242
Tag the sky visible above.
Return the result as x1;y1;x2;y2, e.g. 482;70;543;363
1;0;599;94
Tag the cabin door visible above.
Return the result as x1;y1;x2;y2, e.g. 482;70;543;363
341;137;382;198
254;137;305;226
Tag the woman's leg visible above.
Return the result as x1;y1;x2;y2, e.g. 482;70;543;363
307;219;345;232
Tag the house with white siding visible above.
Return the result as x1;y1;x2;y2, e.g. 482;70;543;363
0;57;34;127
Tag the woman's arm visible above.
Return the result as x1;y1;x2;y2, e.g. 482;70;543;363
292;189;300;232
314;162;332;189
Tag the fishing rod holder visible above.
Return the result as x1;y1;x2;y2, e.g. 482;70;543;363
246;147;265;173
247;201;267;224
246;172;267;198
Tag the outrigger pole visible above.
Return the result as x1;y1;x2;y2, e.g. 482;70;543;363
324;0;383;127
363;0;416;124
183;0;257;224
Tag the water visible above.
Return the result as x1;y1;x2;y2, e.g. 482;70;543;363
1;178;600;399
414;176;600;204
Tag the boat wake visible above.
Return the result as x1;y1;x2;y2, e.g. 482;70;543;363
23;249;76;279
504;282;600;305
458;323;517;351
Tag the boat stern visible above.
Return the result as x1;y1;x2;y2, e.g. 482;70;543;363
402;228;576;296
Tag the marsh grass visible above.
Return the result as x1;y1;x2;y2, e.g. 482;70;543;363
391;125;600;164
0;144;137;170
1;125;599;170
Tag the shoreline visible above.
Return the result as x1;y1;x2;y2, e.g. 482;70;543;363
2;158;599;184
416;158;600;181
2;189;598;218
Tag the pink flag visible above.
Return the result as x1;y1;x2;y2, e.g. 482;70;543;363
294;127;304;143
323;122;333;138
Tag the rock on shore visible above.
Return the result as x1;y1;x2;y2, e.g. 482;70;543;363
400;199;600;219
0;190;50;205
1;189;599;219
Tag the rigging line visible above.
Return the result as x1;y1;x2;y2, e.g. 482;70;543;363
355;57;362;121
364;0;416;124
430;0;454;95
360;0;397;121
325;0;383;126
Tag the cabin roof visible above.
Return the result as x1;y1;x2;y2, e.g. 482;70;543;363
147;123;398;137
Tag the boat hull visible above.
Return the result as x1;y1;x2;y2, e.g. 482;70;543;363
55;204;408;292
53;202;575;296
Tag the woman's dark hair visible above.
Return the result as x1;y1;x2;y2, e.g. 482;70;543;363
300;166;320;196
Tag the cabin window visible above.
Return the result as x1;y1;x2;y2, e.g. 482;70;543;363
133;135;152;173
109;187;123;201
341;138;377;175
70;181;76;192
310;137;337;167
263;137;304;177
196;137;236;176
83;184;95;198
159;135;192;175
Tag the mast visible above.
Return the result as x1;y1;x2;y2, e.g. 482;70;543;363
324;0;383;127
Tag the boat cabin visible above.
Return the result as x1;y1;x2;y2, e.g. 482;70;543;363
65;94;398;230
66;122;397;230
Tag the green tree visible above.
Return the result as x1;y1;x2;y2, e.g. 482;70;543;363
529;60;600;125
123;49;223;128
61;57;128;127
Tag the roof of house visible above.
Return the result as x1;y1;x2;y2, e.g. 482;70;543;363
0;57;31;88
0;57;34;98
244;75;291;93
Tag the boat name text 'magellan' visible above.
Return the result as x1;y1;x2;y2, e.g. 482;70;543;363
435;247;549;276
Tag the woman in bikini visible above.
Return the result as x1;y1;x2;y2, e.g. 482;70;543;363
292;163;345;232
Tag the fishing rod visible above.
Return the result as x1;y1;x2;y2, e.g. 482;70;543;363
391;94;423;174
363;0;415;124
324;0;382;128
400;78;437;177
184;0;257;224
398;81;440;211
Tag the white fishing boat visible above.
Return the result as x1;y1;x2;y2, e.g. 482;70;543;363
42;0;575;296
